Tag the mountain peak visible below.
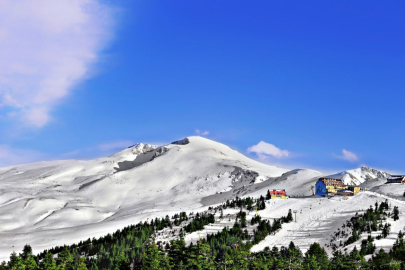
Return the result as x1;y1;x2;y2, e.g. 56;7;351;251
328;166;390;185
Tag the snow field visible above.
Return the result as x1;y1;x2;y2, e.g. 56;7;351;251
0;136;403;262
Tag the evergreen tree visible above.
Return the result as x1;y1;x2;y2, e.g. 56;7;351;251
42;252;57;270
168;235;187;268
371;248;401;269
186;241;213;269
24;256;38;270
393;206;399;221
21;244;33;260
286;241;303;269
18;244;38;270
303;255;321;270
56;247;73;269
75;258;88;270
114;251;129;270
391;230;405;262
305;243;330;270
141;244;169;270
8;251;24;270
266;190;271;200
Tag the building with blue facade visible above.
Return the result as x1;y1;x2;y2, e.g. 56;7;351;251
315;178;345;197
315;179;327;196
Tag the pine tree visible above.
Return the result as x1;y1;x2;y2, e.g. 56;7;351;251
42;252;57;270
303;255;321;270
21;244;33;260
391;230;405;262
114;251;130;270
141;244;165;270
56;247;74;269
75;258;88;270
266;190;271;200
305;243;330;270
168;235;187;268
18;244;38;270
393;206;399;221
286;241;303;269
371;248;400;269
186;240;212;269
8;251;25;270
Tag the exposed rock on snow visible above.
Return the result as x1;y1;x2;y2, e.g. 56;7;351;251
171;138;189;145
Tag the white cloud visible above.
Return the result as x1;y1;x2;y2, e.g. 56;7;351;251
195;129;209;136
97;141;134;151
0;144;45;167
335;149;359;162
0;0;116;127
247;141;290;159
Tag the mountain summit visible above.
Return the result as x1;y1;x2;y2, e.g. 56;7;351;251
328;166;390;185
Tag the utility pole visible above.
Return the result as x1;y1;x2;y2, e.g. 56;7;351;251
220;207;223;220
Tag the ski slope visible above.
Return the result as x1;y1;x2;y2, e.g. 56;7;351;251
0;136;287;260
0;136;403;261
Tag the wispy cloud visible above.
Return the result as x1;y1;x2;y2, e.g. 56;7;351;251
247;141;290;159
0;0;116;127
195;129;209;136
334;149;359;162
0;144;45;167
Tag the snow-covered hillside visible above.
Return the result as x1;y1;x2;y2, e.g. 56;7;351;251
328;166;390;186
0;136;403;262
0;136;288;260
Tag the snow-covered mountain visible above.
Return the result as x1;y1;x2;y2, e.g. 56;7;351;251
327;166;390;186
0;136;288;260
0;136;403;261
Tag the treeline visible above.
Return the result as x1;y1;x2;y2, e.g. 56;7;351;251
4;231;405;269
2;192;404;269
0;204;293;270
101;230;405;269
1;213;179;269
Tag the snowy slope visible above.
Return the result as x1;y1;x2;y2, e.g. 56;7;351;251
0;136;288;260
328;166;390;186
250;192;405;255
0;137;403;261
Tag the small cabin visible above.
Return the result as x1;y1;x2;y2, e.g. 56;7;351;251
386;175;405;184
315;178;345;197
268;189;288;199
269;189;287;196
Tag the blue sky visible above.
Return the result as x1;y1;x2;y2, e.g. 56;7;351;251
0;1;404;173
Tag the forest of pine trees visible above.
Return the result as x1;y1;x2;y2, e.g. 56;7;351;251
1;194;404;269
